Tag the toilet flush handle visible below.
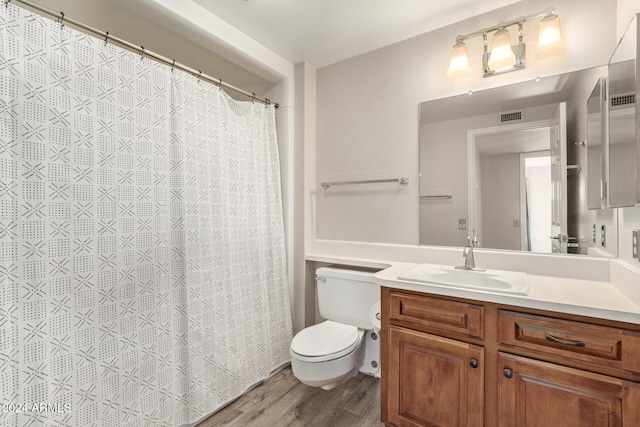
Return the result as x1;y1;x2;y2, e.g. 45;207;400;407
375;312;381;321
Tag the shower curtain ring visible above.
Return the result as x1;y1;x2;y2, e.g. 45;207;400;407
59;11;65;27
140;46;145;60
104;31;109;44
218;78;222;88
198;70;202;81
171;59;175;72
251;93;256;103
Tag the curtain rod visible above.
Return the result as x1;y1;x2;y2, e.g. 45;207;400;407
5;0;279;108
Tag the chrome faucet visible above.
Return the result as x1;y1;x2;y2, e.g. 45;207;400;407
456;237;484;271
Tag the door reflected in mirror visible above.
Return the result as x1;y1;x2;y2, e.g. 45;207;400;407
470;127;553;252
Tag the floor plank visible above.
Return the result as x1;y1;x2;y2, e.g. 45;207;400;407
340;374;381;418
336;372;366;394
234;367;301;413
196;367;381;427
286;386;351;427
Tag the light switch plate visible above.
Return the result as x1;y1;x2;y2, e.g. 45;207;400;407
633;230;639;261
458;219;467;230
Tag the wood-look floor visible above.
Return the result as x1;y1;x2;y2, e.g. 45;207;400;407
196;367;383;427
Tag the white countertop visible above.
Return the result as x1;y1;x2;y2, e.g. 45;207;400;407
307;253;640;325
374;262;640;325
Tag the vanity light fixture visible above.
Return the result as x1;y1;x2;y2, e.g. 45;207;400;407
446;6;565;79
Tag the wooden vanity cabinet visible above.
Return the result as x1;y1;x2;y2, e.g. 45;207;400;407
497;352;640;426
382;288;487;427
386;325;484;427
381;287;640;427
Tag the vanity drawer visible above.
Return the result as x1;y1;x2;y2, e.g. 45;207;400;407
498;310;640;374
388;291;484;340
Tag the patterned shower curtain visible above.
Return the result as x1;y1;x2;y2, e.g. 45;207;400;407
0;3;292;426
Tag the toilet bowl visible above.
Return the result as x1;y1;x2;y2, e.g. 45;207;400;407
291;320;365;390
290;266;380;390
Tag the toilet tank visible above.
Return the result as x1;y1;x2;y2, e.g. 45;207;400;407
316;266;380;330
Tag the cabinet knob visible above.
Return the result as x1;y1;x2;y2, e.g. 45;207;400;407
469;359;478;369
503;368;513;379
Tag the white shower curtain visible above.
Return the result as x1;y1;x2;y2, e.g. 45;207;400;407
0;3;292;426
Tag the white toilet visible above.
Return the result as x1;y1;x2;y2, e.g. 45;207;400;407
290;266;381;390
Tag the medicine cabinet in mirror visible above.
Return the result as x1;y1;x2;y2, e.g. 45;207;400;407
608;14;640;208
419;66;608;255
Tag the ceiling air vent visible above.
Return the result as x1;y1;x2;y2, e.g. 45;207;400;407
499;110;523;123
610;93;635;109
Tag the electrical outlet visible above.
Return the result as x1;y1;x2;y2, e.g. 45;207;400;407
458;219;467;230
601;225;606;247
592;224;596;244
633;230;639;261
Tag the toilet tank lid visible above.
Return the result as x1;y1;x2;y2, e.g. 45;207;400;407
291;321;359;357
316;266;380;282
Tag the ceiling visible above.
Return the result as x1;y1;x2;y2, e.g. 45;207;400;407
194;0;524;68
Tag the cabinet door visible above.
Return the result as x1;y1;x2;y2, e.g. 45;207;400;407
386;325;484;427
498;352;640;427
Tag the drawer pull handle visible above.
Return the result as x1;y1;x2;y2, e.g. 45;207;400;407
503;369;513;379
469;359;478;369
545;335;586;347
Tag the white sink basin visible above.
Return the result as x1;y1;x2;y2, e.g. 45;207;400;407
398;263;530;295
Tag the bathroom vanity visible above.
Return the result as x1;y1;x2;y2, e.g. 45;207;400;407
375;265;640;426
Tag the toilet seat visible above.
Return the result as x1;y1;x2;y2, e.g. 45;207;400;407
291;320;361;363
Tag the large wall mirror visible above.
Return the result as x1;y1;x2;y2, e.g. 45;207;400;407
608;14;640;208
419;66;608;255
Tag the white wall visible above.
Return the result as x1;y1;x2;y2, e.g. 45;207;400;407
315;0;618;251
294;62;317;332
618;0;640;38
